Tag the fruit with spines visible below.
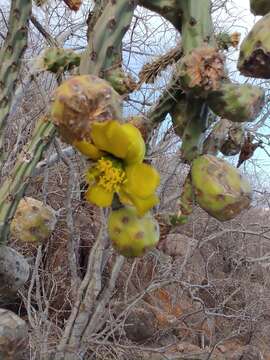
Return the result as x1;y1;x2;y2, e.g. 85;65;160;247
191;155;252;221
206;83;264;122
108;206;160;257
177;47;226;97
238;13;270;78
50;75;121;144
35;48;81;74
10;197;57;243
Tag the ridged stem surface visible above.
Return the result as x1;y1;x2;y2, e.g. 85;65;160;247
0;0;32;164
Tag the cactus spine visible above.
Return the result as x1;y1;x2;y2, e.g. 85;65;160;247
0;0;32;163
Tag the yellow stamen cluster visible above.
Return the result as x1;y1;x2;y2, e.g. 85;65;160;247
96;158;126;193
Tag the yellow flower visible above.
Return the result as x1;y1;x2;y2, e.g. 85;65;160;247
85;157;160;215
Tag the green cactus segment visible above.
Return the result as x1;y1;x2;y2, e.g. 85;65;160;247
180;98;208;162
175;1;226;97
108;206;160;257
175;172;194;225
238;13;270;78
36;48;81;74
170;95;190;138
0;118;56;244
80;0;136;76
138;0;183;31
179;0;214;53
0;0;32;161
250;0;270;15
206;83;265;122
191;155;252;221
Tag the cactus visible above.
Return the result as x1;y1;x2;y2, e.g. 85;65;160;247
180;97;209;162
0;117;56;244
80;0;136;76
0;246;29;298
191;155;252;221
63;0;82;11
206;83;265;122
108;206;160;257
220;124;245;156
51;75;122;144
170;95;190;138
10;197;57;243
250;0;270;15
0;0;32;162
238;13;270;78
35;47;81;74
216;32;241;50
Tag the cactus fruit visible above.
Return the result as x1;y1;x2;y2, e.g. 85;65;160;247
108;206;160;257
216;32;241;50
250;0;270;16
35;48;81;74
10;197;57;243
191;155;252;221
105;67;137;95
220;124;245;156
206;83;264;122
238;13;270;78
63;0;82;11
177;47;226;97
0;246;29;296
203;118;231;155
51;75;121;144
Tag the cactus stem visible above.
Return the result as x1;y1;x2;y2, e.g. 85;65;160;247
0;0;32;164
0;117;56;244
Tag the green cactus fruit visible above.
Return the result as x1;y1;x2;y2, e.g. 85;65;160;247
108;206;160;257
176;47;226;97
191;155;252;221
238;13;270;78
207;83;264;122
250;0;270;16
220;124;244;156
36;48;81;74
10;197;57;243
106;67;137;95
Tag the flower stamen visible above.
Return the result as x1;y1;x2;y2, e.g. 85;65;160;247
96;158;126;193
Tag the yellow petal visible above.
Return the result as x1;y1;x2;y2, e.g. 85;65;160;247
73;139;104;160
121;124;145;164
105;121;134;159
129;193;159;216
91;121;112;150
118;189;133;206
123;163;160;199
91;120;145;164
85;185;114;207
